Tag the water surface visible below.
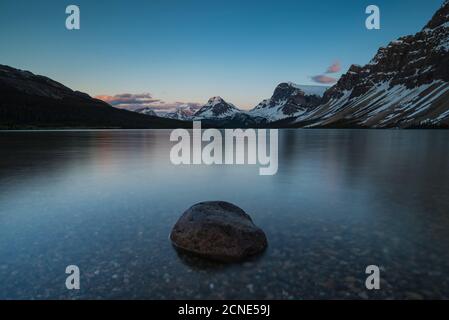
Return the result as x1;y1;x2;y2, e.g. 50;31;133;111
1;129;449;299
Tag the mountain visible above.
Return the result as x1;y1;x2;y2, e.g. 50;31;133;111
0;64;189;129
160;104;202;120
194;96;242;119
274;1;449;128
185;96;269;128
182;83;327;127
134;104;201;120
134;107;158;116
249;83;327;121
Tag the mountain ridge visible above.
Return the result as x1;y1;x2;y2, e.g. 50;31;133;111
0;64;190;129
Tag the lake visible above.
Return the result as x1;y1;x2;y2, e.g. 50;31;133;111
0;129;449;299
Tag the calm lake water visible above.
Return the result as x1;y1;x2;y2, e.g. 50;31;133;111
1;129;449;299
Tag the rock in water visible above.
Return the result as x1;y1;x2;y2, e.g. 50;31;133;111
170;201;267;262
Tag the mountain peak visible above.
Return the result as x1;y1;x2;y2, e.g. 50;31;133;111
206;96;226;105
194;96;240;119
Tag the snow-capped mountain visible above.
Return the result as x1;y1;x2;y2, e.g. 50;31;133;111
194;96;242;119
163;104;202;120
135;107;157;116
134;104;201;120
249;83;327;121
279;0;449;128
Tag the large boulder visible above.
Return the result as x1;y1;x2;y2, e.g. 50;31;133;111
170;201;267;262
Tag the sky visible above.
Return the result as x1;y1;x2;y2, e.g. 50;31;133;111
0;0;444;109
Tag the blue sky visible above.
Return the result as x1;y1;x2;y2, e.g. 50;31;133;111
0;0;444;109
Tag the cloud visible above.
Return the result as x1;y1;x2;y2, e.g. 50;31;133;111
311;75;337;84
95;93;202;112
326;61;341;73
95;93;160;110
311;60;341;85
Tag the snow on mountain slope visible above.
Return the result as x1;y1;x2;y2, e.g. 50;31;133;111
300;81;449;128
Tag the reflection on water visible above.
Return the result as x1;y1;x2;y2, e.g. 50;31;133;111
0;129;449;299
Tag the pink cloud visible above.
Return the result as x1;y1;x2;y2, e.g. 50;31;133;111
311;75;337;84
95;93;160;110
311;60;341;84
326;61;341;73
